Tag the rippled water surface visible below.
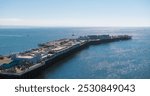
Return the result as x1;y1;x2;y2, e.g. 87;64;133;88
0;27;150;79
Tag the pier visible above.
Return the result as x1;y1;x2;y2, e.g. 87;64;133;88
0;35;132;78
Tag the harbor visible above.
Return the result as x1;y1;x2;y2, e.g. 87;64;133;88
0;35;132;78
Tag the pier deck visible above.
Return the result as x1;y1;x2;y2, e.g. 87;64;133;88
0;35;132;78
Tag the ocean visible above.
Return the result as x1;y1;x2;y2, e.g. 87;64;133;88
0;27;150;79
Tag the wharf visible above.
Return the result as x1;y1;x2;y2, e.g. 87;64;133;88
0;35;132;78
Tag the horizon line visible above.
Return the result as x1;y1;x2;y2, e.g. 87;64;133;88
0;25;150;28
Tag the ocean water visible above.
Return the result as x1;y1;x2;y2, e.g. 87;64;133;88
0;27;150;79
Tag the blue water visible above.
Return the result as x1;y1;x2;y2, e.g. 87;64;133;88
0;27;150;79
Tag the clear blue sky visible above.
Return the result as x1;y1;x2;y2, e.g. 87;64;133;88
0;0;150;27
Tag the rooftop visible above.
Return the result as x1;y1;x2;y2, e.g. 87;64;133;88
0;57;12;64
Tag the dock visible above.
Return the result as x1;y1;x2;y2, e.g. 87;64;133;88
0;35;132;78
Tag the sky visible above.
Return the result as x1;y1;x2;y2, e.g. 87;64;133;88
0;0;150;27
